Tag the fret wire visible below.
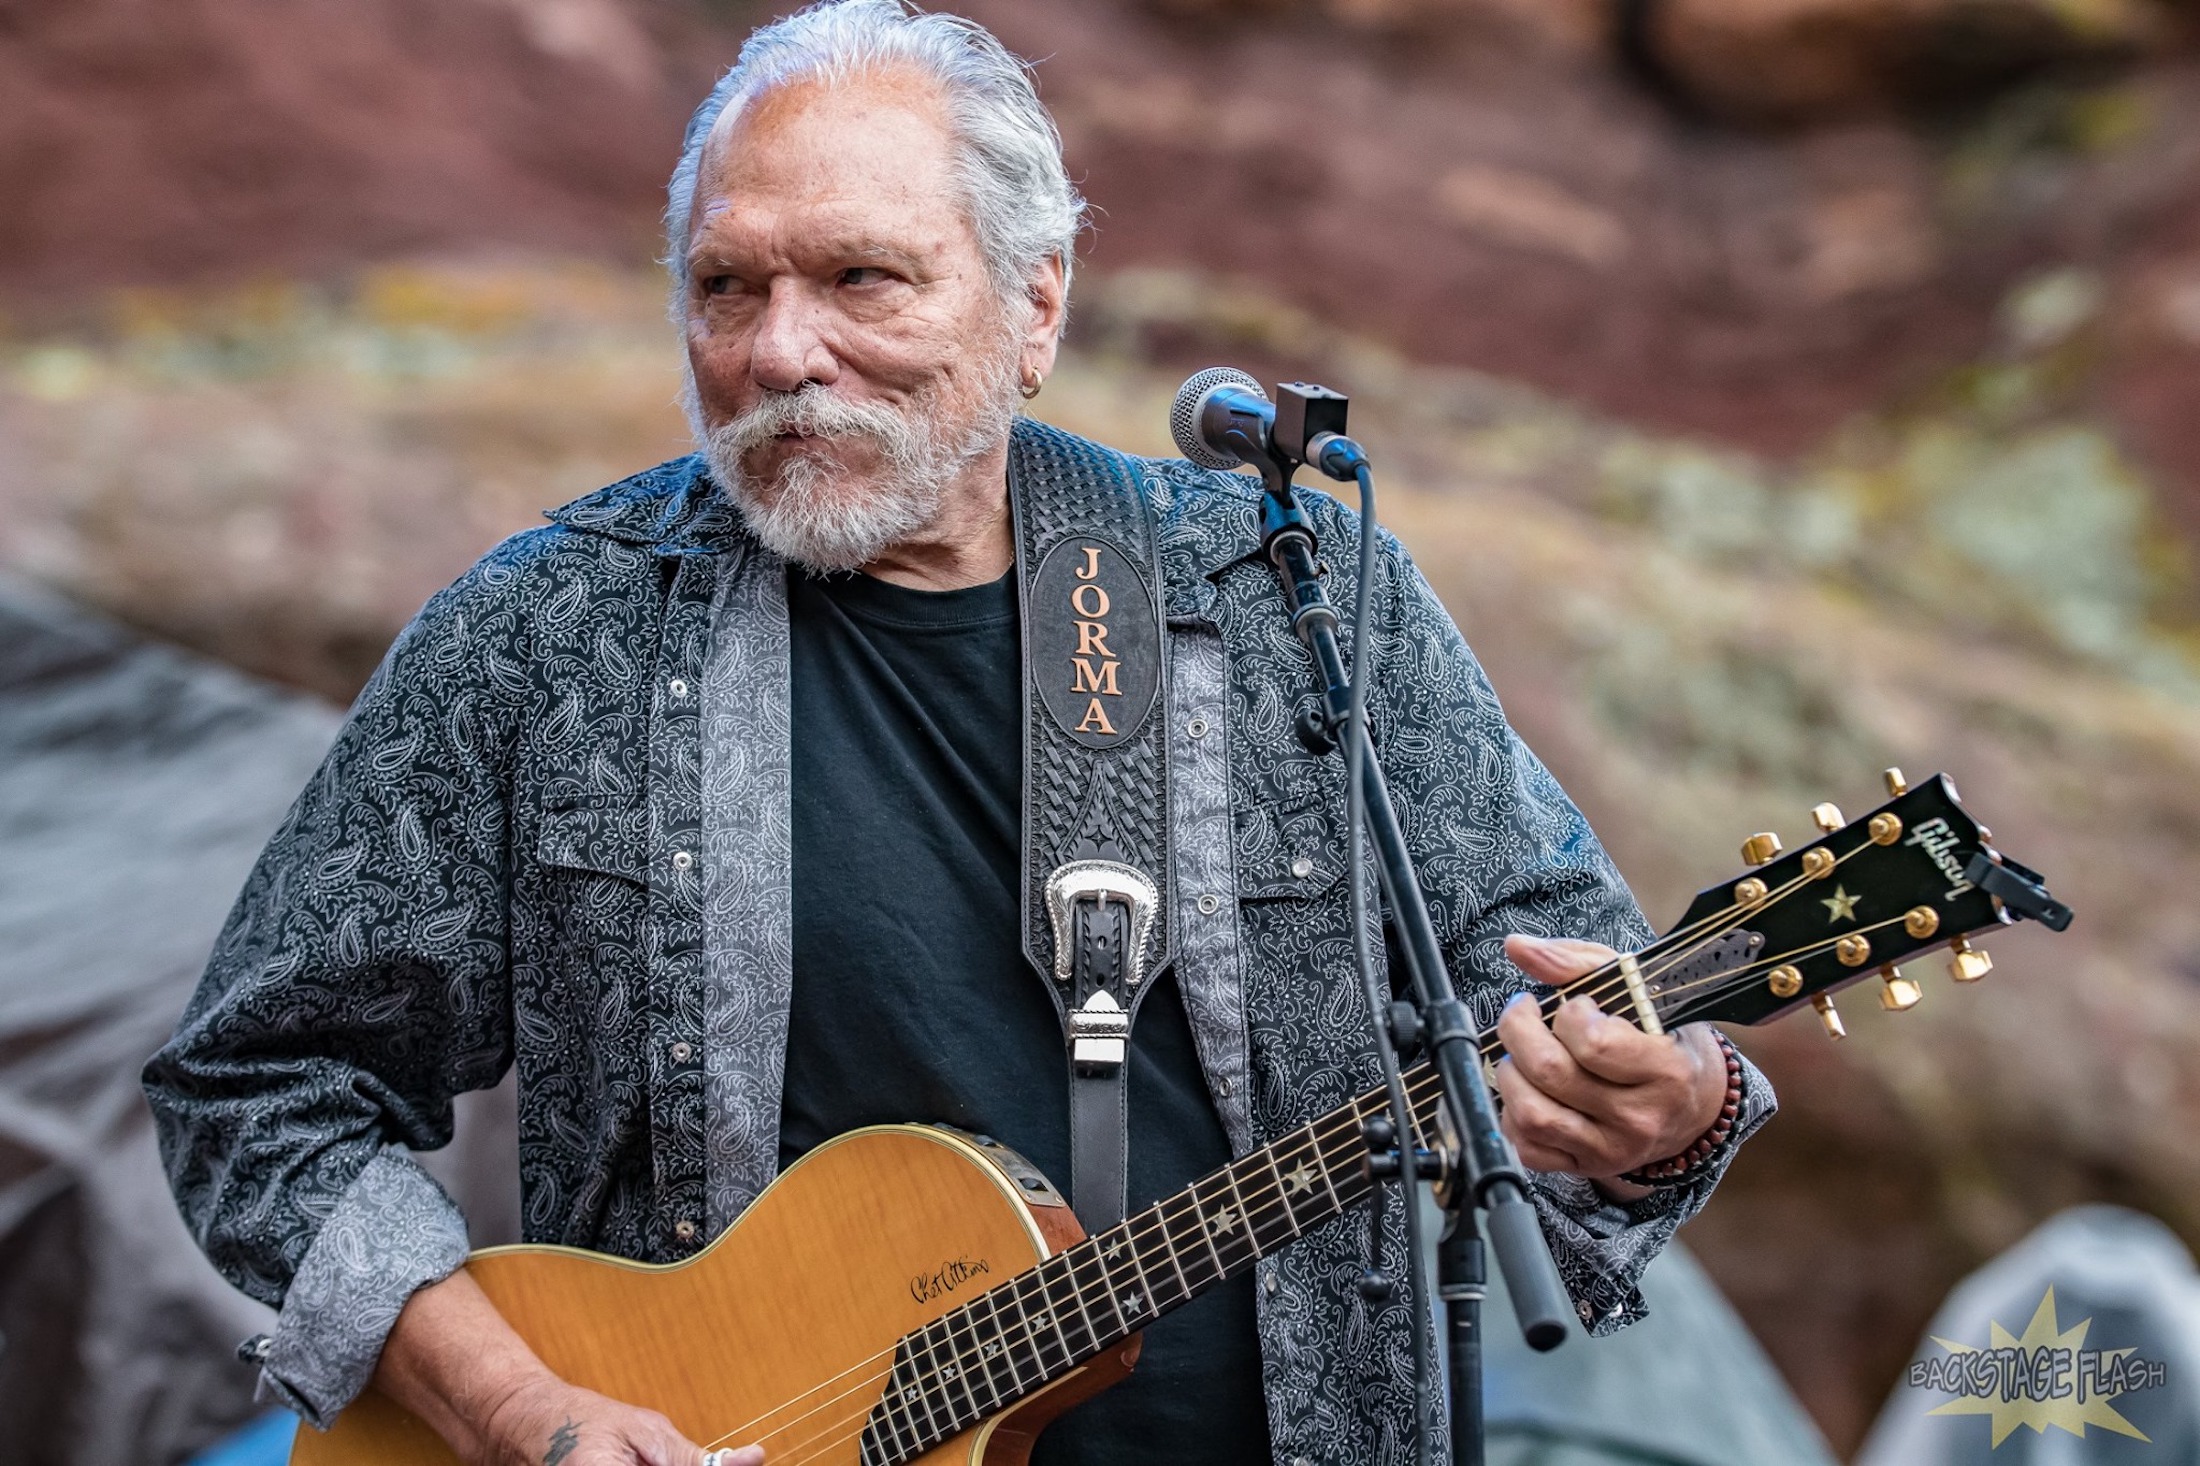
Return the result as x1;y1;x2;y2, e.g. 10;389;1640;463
930;1316;979;1438
1182;1178;1232;1278
1054;1242;1105;1352
1045;1251;1102;1358
974;1286;1025;1402
1029;1265;1078;1367
1104;1222;1154;1323
1151;1190;1210;1293
1069;1238;1130;1346
1145;1192;1196;1300
1008;1272;1065;1379
1202;1171;1259;1273
1236;1140;1309;1255
883;1348;923;1461
1214;1162;1267;1259
1163;1187;1223;1288
1304;1114;1347;1211
927;1314;984;1429
1038;1250;1099;1361
1218;1159;1268;1255
951;1298;1007;1414
1117;1211;1171;1317
899;1339;945;1450
853;1373;897;1461
1087;1227;1140;1334
1257;1137;1310;1243
1228;1151;1297;1257
918;1323;964;1445
911;1322;957;1439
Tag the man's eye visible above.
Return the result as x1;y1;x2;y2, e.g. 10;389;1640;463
700;274;737;297
839;267;889;287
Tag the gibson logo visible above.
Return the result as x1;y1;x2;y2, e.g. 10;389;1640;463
1031;536;1160;748
910;1255;992;1305
1906;817;1977;901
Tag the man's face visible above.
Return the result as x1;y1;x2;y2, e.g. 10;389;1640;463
681;69;1036;570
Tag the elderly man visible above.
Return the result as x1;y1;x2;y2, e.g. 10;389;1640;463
146;4;1772;1465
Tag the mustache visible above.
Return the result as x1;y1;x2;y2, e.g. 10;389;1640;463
711;384;921;462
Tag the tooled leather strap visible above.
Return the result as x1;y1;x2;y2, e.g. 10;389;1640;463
1009;417;1171;1231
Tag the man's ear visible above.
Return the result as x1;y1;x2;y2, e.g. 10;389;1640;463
1018;253;1069;382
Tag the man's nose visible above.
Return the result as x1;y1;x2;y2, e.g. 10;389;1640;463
748;281;837;393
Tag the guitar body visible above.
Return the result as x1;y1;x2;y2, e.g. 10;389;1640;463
292;1125;1137;1466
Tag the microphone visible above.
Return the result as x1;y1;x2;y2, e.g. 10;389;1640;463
1170;367;1368;481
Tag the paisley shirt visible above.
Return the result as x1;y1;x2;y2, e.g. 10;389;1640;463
144;420;1774;1461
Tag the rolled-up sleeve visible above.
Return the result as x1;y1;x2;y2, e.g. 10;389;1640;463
144;548;528;1425
1363;522;1778;1335
258;1149;472;1426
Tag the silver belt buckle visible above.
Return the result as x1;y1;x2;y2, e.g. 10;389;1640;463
1045;859;1159;1074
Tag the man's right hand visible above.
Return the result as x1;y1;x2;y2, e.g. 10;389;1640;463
478;1373;756;1466
372;1269;764;1466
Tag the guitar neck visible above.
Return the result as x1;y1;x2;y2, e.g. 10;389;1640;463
863;1052;1464;1463
859;965;1688;1465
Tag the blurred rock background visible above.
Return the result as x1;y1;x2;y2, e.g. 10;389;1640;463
5;0;2200;1459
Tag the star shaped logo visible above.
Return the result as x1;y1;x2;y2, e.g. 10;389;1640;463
1209;1207;1238;1236
1823;885;1860;923
1284;1164;1315;1194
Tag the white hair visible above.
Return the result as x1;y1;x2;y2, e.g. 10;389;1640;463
664;0;1086;318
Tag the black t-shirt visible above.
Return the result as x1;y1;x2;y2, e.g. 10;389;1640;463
779;566;1271;1466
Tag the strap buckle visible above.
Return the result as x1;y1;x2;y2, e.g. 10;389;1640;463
1043;859;1159;989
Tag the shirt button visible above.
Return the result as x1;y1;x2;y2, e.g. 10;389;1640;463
671;850;694;871
1215;1077;1232;1097
1187;716;1210;739
669;1041;692;1064
674;1217;697;1242
1196;893;1221;916
1265;1271;1281;1295
669;678;690;700
1290;856;1315;879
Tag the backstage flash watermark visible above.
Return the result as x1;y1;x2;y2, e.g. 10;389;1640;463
1903;1287;2167;1447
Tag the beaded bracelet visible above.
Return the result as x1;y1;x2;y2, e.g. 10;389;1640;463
1618;1029;1743;1190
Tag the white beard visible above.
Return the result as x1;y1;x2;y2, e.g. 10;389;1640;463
687;358;1020;574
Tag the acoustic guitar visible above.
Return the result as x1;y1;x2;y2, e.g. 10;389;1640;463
294;770;2069;1466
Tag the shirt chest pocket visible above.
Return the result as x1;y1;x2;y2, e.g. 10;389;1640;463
536;802;649;885
1234;795;1348;901
530;801;652;992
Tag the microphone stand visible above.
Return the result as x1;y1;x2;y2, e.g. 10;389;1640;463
1241;385;1573;1466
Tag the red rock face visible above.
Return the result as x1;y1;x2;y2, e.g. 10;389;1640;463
0;0;711;304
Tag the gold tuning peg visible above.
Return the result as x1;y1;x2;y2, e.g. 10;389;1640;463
1948;936;1992;983
1883;767;1909;797
1811;803;1846;833
1741;832;1784;866
1811;994;1847;1040
1877;964;1923;1011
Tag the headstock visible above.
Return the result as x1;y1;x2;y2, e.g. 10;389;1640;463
1633;769;2072;1039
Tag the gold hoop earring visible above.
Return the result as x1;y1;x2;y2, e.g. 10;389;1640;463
1019;368;1043;400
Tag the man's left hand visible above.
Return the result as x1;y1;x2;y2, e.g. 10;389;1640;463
1492;933;1730;1203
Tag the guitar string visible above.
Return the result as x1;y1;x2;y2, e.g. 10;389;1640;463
694;843;1860;1456
1630;912;1922;1026
748;1116;1354;1466
691;1106;1372;1455
1519;831;1884;1037
698;1100;1379;1463
697;834;1902;1458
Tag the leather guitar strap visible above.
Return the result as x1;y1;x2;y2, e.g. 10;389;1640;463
1008;417;1172;1232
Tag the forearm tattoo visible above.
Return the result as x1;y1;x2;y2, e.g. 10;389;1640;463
545;1418;581;1466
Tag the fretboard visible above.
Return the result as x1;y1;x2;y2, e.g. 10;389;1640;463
856;945;1702;1466
859;1060;1451;1466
